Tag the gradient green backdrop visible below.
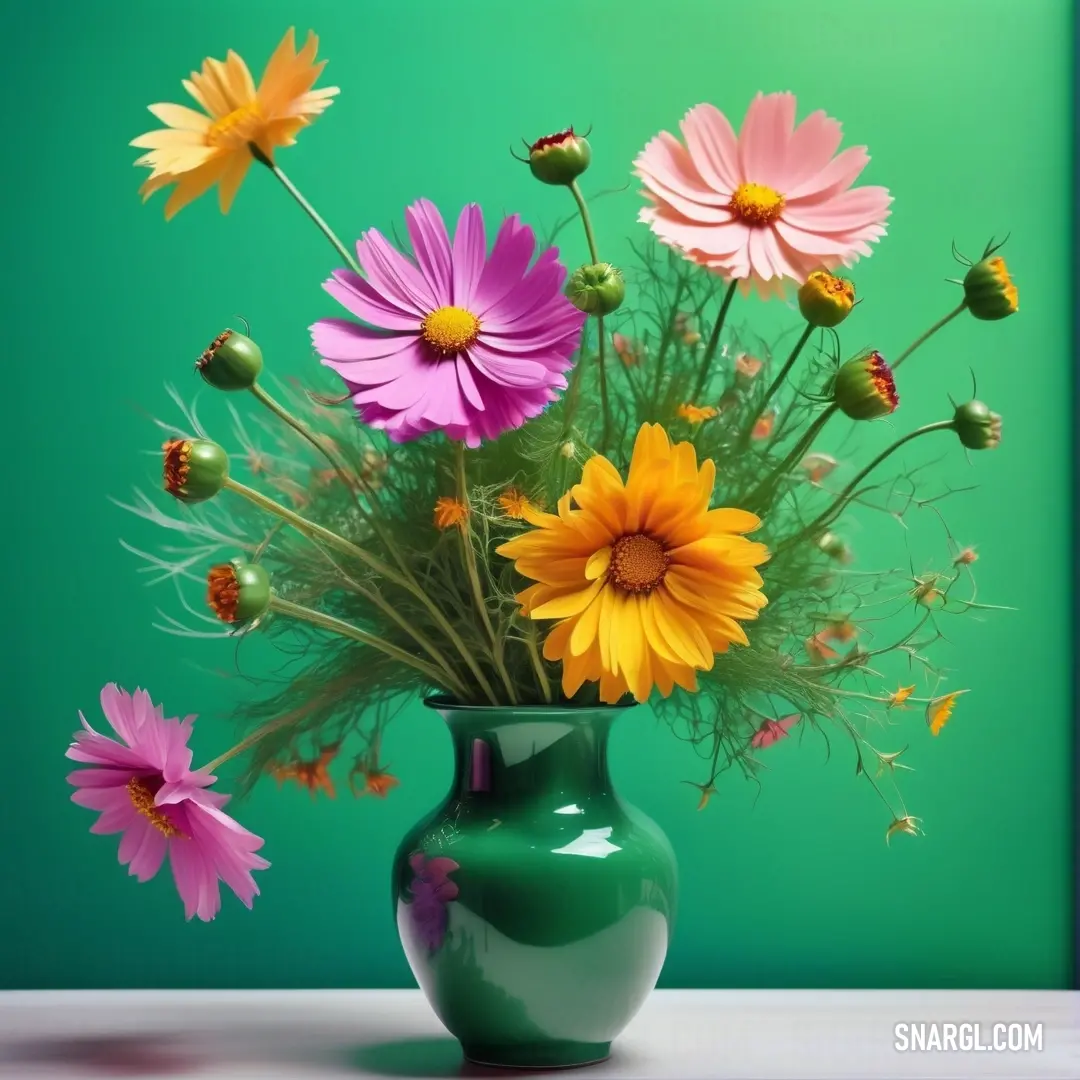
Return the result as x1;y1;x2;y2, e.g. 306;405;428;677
2;0;1072;990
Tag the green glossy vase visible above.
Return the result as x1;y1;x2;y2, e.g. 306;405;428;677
391;697;678;1069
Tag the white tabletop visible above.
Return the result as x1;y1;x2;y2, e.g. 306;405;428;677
0;989;1076;1079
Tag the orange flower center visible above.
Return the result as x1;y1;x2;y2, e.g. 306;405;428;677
127;777;185;838
421;306;481;355
610;534;669;594
207;564;240;622
163;439;192;493
729;182;786;227
207;103;264;149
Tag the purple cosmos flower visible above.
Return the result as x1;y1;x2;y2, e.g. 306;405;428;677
67;684;269;922
407;852;460;952
311;199;586;447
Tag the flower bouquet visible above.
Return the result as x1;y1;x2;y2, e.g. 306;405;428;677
68;28;1016;1069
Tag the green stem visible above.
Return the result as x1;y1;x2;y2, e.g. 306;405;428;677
249;383;351;484
597;314;611;453
569;180;601;264
690;280;739;401
779;420;955;552
652;276;688;404
562;321;591;436
893;301;968;370
247;382;412;577
524;622;553;704
740;324;814;448
455;442;517;703
199;711;301;775
316;555;470;700
222;476;496;703
251;146;360;274
746;404;837;510
269;595;450;687
223;476;373;563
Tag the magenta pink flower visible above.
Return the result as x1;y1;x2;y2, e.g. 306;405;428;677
67;685;269;922
407;852;459;952
634;93;892;297
311;199;586;447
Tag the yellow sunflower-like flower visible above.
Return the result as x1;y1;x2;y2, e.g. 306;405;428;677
496;423;769;703
131;28;338;219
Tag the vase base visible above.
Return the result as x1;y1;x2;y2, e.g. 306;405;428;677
462;1040;612;1070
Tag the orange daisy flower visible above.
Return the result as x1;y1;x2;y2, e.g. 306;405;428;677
677;403;719;425
497;424;769;703
497;488;534;520
131;28;338;218
269;745;338;799
434;496;469;530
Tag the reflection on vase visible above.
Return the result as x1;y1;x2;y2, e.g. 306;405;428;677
392;698;677;1070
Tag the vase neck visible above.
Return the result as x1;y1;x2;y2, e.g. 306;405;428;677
442;710;615;804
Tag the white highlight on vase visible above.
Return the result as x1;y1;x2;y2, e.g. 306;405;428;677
552;827;621;859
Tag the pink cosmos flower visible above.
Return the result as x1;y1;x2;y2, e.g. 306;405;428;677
311;199;586;448
67;685;269;922
634;93;892;296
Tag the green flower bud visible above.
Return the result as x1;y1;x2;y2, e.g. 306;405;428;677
798;270;856;328
952;399;1002;450
207;559;272;624
527;128;591;186
196;329;264;390
832;350;898;420
963;256;1018;321
567;263;625;316
163;438;229;503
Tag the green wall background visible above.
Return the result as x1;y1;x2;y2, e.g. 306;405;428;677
2;0;1072;990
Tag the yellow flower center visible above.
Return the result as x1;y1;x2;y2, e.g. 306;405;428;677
127;777;185;838
421;306;481;355
610;533;669;594
207;103;264;148
729;182;786;227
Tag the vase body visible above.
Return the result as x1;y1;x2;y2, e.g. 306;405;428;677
391;697;677;1069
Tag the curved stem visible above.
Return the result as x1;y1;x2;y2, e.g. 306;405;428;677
269;595;450;687
222;476;495;701
313;550;470;700
249;383;353;489
746;403;837;510
247;382;412;579
741;324;814;447
893;301;968;370
569;180;600;264
455;442;515;703
691;280;739;401
779;420;955;552
597;314;611;453
200;710;303;776
251;147;360;273
223;476;373;563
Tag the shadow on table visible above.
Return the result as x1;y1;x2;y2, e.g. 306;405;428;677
352;1036;540;1077
0;1032;545;1078
0;1034;196;1075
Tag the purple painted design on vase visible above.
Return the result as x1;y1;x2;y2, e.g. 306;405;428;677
407;852;460;952
469;738;491;792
